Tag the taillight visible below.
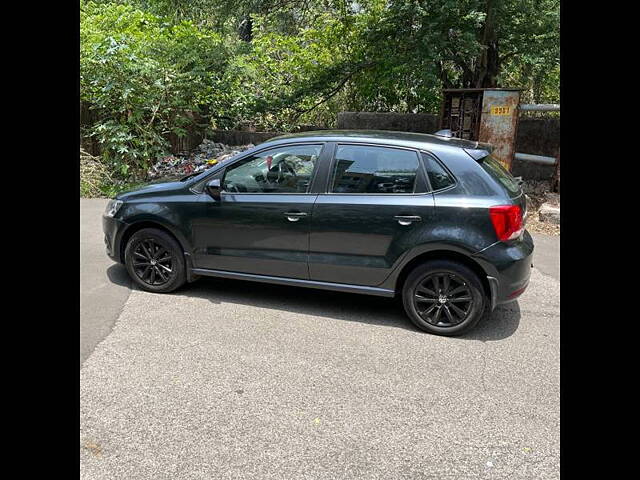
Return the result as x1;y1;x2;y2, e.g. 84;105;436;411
489;205;523;241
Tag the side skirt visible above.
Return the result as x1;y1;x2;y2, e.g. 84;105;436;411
191;268;396;297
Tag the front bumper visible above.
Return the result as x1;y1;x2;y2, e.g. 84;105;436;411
102;214;127;263
473;230;534;310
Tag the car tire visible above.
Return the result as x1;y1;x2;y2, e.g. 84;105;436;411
402;260;486;336
124;228;187;293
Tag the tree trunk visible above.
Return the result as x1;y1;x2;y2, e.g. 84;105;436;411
238;16;253;42
552;149;560;193
533;70;545;104
474;0;500;88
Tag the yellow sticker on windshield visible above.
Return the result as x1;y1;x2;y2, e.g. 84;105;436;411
490;106;511;115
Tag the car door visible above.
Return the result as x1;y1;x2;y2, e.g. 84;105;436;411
192;142;327;279
308;142;434;286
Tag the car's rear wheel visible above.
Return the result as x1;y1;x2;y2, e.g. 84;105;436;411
402;260;486;336
124;228;186;293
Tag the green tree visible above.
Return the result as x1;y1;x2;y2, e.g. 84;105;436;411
219;0;559;124
80;0;559;176
80;0;232;176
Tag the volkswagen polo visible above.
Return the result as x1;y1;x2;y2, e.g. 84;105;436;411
103;130;533;336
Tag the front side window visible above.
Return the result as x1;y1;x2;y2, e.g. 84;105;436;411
330;145;420;194
222;144;321;193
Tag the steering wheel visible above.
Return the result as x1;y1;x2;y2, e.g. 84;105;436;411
276;160;297;183
225;182;241;193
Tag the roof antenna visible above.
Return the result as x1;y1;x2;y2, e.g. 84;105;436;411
434;129;454;138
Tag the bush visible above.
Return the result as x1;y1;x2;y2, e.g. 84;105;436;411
80;149;113;197
80;1;231;179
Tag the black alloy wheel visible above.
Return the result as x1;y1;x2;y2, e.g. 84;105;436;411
124;228;186;293
132;237;174;286
402;260;486;336
412;272;473;327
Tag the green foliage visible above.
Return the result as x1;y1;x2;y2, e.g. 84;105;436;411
497;0;560;103
212;0;559;126
80;0;231;177
219;12;358;130
80;0;559;186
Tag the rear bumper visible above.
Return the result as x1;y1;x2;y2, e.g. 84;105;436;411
473;230;534;310
102;214;127;263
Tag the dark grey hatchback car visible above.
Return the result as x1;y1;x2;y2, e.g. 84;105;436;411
103;130;533;336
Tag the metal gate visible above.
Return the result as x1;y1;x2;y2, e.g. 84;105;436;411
439;90;483;140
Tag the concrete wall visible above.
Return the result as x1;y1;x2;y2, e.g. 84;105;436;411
336;112;440;134
337;112;559;180
81;107;558;181
207;129;282;146
206;126;326;146
511;118;560;180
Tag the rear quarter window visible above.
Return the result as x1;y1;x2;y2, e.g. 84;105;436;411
422;153;455;190
479;155;521;196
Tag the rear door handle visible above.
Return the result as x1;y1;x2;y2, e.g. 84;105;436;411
394;215;422;226
284;211;308;222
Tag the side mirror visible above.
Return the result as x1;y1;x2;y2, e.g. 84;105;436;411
206;178;222;201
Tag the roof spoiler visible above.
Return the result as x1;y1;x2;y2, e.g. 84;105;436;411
433;130;493;160
464;142;493;161
434;129;454;138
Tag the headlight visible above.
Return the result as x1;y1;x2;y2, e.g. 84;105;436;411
105;199;123;218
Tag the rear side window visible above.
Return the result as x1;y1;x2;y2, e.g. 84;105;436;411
422;153;454;190
479;155;521;195
330;145;420;194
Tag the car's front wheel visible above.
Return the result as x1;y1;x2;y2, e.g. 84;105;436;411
124;228;186;293
402;260;486;336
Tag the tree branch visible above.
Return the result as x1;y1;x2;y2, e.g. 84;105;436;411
291;61;376;121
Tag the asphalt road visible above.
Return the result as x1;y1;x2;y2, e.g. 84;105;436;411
80;199;131;366
530;233;560;281
80;198;559;479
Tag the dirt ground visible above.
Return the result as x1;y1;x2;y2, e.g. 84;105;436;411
523;180;560;236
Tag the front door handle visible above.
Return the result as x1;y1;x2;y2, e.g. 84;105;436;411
284;211;308;222
394;215;422;226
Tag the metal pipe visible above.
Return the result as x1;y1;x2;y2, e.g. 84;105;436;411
514;152;557;165
519;104;560;112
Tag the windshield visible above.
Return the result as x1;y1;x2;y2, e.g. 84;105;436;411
479;155;521;196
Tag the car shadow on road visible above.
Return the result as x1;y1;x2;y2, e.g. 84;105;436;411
177;276;520;341
106;264;132;288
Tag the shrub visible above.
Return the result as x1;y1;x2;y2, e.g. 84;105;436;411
80;148;114;197
80;1;231;179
